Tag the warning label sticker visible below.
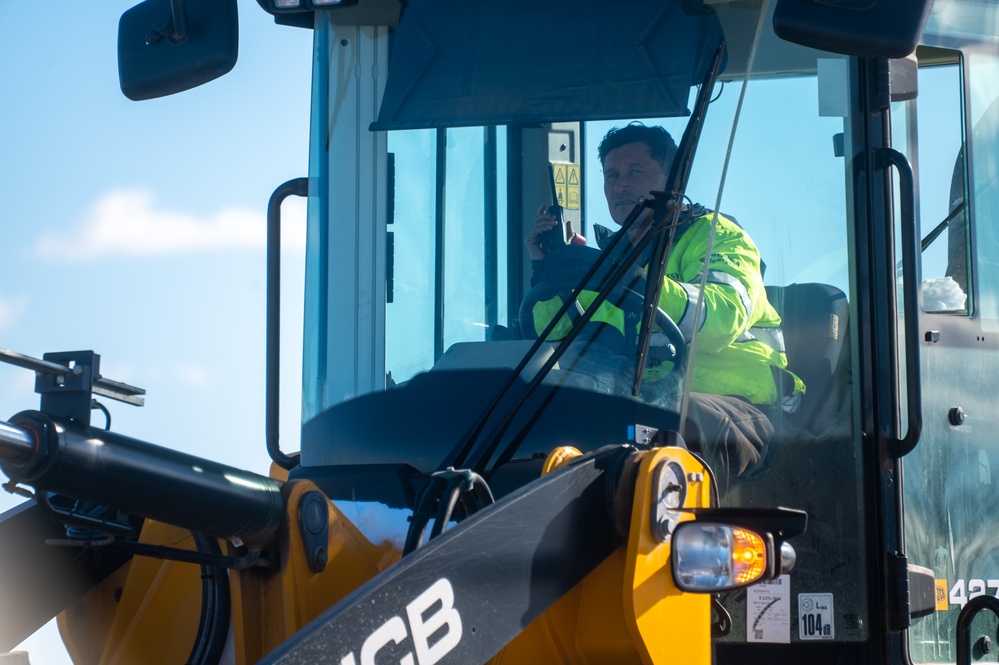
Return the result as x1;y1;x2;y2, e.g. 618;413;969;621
747;574;790;643
798;593;835;640
566;164;580;210
552;163;568;208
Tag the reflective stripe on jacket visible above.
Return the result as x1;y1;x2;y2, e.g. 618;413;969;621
533;210;804;406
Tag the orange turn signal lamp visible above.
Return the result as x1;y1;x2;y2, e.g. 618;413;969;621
669;508;806;593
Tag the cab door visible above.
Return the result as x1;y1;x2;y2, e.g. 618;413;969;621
893;5;999;661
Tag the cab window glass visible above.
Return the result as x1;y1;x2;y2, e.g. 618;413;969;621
386;129;437;382
970;52;999;327
443;127;506;352
385;127;509;384
909;54;971;314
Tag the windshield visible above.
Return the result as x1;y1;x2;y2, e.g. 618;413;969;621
300;0;866;646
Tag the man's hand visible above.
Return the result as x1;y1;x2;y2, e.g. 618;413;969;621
625;207;655;246
526;203;586;260
625;200;680;247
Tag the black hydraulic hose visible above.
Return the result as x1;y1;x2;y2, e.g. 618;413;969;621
429;480;464;540
36;492;136;540
427;472;493;540
403;470;493;554
187;532;231;665
106;539;263;569
403;478;441;555
267;178;310;471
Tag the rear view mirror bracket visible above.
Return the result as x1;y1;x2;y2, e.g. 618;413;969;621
145;0;189;45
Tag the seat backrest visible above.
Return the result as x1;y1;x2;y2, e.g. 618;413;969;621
766;283;851;435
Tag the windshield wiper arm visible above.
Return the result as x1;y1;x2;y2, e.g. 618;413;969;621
633;41;727;396
921;201;964;252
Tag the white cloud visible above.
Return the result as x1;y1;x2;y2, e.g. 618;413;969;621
36;189;306;261
174;362;212;388
0;295;27;330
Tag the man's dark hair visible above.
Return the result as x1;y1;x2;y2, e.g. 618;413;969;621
597;122;678;172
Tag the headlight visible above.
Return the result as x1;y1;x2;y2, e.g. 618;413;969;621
671;522;770;592
265;0;358;11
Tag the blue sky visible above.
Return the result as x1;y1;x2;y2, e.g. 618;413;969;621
0;2;313;661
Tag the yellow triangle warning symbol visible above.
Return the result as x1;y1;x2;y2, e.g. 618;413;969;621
554;169;566;185
568;168;579;186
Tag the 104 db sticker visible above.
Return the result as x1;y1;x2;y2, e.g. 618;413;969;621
798;593;835;640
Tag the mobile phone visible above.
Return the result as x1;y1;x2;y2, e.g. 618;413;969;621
540;164;567;253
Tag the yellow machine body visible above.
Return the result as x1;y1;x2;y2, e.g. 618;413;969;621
59;446;713;665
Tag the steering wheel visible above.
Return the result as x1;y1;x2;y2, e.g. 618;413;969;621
518;244;688;388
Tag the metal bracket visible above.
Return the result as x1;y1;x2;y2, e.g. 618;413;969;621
0;349;145;425
298;491;329;574
885;552;938;631
627;424;687;449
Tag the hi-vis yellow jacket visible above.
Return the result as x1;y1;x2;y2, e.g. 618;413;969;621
533;210;804;407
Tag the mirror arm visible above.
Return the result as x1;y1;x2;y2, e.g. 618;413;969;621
169;0;189;41
146;0;189;44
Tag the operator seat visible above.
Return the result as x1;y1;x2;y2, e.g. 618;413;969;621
766;282;851;440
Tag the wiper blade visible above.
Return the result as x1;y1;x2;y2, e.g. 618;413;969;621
633;41;728;396
921;201;964;252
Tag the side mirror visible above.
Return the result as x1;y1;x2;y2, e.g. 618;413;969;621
773;0;933;59
118;0;238;101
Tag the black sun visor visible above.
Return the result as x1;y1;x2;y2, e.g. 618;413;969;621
370;0;727;131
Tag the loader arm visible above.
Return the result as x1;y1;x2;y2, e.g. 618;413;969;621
0;501;130;650
262;446;629;665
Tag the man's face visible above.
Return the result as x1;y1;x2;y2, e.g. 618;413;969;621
602;141;668;226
